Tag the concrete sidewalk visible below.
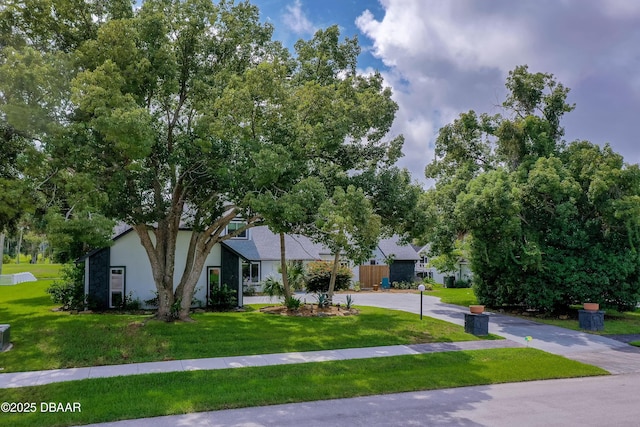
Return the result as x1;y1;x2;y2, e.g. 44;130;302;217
0;339;520;389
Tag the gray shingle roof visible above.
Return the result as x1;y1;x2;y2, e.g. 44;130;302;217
376;236;419;261
223;226;324;261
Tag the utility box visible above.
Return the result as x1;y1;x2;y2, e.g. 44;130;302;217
0;324;10;351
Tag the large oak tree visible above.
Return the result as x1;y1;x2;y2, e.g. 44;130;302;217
2;0;406;320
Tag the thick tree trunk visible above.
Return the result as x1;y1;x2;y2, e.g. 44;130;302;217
134;204;258;322
176;232;210;321
16;228;22;264
173;208;252;320
0;232;4;275
327;252;340;302
133;223;178;321
279;232;292;299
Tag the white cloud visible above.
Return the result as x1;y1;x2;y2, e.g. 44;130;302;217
355;0;640;184
283;0;316;35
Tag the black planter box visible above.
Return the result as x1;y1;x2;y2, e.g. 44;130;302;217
578;310;605;331
464;313;489;336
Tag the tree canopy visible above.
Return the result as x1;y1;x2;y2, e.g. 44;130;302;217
424;65;640;312
1;0;411;319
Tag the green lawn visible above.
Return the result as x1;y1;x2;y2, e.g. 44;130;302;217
426;283;478;306
0;348;607;427
0;267;492;373
1;263;62;280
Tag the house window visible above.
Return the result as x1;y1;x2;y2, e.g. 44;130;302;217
208;267;221;289
109;267;125;308
370;259;376;265
242;261;260;283
227;222;247;239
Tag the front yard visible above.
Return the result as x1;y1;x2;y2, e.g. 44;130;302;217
0;264;609;427
0;265;496;373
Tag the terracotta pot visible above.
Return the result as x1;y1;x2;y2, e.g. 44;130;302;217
373;284;379;291
469;305;485;314
583;303;599;312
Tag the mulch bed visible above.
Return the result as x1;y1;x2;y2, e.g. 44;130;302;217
260;304;359;317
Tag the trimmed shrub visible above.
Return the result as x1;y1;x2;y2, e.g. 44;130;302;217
422;276;437;286
209;284;237;310
452;279;472;289
305;261;352;293
391;280;419;290
46;263;85;310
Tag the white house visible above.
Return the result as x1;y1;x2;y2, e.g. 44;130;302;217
414;244;472;285
80;223;460;310
79;224;328;309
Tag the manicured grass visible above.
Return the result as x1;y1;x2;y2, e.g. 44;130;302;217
426;283;478;307
1;263;62;280
0;348;607;427
0;271;493;373
631;341;640;347
514;308;640;335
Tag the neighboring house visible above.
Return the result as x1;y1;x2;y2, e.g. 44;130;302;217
414;244;472;285
356;236;420;286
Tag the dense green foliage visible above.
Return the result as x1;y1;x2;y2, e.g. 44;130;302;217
305;260;353;293
45;263;85;310
262;276;285;298
208;284;238;311
424;65;640;312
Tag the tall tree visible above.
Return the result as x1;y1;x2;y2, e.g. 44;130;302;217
424;65;640;311
3;2;405;320
314;185;381;300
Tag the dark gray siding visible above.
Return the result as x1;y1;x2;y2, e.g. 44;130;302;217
88;247;110;309
221;246;242;307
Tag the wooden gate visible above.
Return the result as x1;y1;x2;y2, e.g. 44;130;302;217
359;265;389;287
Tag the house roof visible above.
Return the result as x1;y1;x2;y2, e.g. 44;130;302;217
223;226;323;261
376;236;420;261
79;223;418;265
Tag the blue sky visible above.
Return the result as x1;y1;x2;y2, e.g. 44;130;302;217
252;0;640;186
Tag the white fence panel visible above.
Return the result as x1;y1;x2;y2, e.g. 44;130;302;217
0;273;37;285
